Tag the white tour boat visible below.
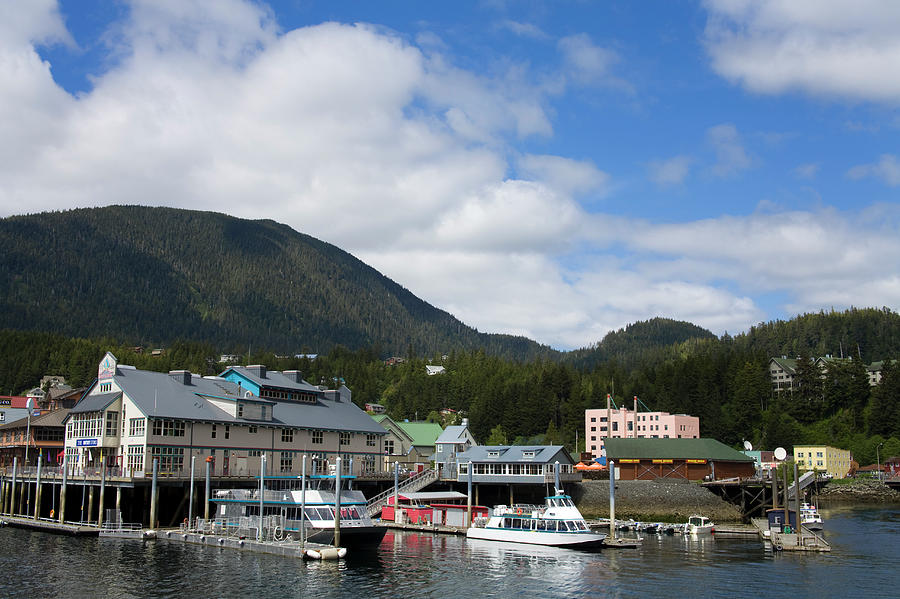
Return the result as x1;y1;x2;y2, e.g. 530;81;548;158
466;489;606;548
800;502;824;531
685;514;715;535
211;474;386;548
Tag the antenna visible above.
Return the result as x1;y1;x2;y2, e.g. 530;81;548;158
743;440;753;451
774;447;787;461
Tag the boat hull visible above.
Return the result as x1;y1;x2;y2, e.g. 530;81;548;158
466;527;606;549
302;525;387;548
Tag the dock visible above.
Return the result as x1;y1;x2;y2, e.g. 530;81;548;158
157;528;341;559
376;520;466;535
0;515;99;536
751;518;831;552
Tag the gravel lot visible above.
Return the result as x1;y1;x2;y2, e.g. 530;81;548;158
570;479;744;522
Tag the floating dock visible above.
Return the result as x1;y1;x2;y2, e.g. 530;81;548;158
157;529;344;559
0;515;99;536
751;518;831;552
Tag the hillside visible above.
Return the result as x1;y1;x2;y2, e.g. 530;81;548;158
0;206;555;360
566;317;717;370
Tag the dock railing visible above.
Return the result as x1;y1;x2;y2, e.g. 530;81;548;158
365;468;438;518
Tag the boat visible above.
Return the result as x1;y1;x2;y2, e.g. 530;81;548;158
466;489;606;548
800;502;824;531
685;514;715;535
210;474;386;548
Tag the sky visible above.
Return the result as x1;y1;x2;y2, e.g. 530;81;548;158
2;1;900;351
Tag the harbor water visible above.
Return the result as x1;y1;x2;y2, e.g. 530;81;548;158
1;504;897;598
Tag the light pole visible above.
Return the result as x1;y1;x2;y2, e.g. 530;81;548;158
877;442;884;483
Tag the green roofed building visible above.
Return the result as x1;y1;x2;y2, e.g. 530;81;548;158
372;415;444;471
605;437;755;481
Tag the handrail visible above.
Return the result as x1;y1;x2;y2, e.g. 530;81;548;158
365;469;438;517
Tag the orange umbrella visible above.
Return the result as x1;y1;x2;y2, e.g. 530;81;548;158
574;462;590;470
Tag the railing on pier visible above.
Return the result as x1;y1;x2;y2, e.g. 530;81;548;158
365;468;438;518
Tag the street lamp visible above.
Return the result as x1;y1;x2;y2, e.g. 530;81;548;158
877;442;885;483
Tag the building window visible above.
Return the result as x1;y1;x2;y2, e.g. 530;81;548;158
384;439;394;454
249;426;258;434
280;451;293;473
127;445;144;472
152;420;185;437
522;451;535;459
340;432;350;446
282;429;293;443
590;417;596;422
128;417;145;437
99;383;112;393
590;426;596;431
312;430;323;445
211;424;217;439
248;450;262;457
366;434;377;447
105;411;119;437
237;404;244;418
224;425;230;440
149;446;184;472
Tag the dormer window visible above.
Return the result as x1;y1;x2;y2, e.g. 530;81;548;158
487;451;500;458
237;403;243;418
522;451;535;459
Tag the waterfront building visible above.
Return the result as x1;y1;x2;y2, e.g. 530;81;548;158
741;449;777;474
604;437;755;481
433;419;477;471
0;408;69;467
584;405;699;460
453;445;579;485
61;353;388;478
371;415;443;471
793;445;852;479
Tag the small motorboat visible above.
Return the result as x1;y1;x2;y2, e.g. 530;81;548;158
685;514;714;535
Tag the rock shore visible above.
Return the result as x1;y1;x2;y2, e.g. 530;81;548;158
570;479;744;522
816;479;900;503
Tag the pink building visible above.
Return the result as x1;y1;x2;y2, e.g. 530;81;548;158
584;401;700;459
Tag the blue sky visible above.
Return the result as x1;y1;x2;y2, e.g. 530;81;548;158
3;1;900;350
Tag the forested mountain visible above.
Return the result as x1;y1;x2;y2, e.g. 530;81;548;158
0;206;554;360
2;207;899;467
566;318;717;370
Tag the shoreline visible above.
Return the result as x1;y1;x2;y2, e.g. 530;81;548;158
571;479;900;522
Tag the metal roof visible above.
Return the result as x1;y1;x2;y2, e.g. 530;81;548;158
221;366;322;393
399;491;468;501
604;438;754;462
70;392;121;414
455;445;574;465
436;425;469;444
112;365;386;434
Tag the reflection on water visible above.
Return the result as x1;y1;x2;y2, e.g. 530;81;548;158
1;506;898;598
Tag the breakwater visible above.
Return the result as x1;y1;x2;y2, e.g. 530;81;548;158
570;479;744;522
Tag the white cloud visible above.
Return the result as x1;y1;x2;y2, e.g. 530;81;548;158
793;162;819;179
648;155;693;186
703;0;900;102
706;123;752;177
517;154;610;197
847;154;900;186
557;33;631;91
2;2;900;350
499;20;549;41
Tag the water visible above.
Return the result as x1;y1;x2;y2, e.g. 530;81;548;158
1;505;897;598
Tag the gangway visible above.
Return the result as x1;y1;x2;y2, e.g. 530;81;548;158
787;471;817;500
366;469;438;517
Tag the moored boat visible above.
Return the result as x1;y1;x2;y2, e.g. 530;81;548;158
800;502;824;531
466;489;605;548
685;514;714;535
210;474;386;548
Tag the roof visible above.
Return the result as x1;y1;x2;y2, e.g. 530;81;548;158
456;445;574;465
221;366;321;393
399;491;468;502
769;357;797;373
436;425;469;444
0;396;30;409
111;366;386;434
70;392;122;415
1;408;71;430
395;421;444;447
604;438;754;462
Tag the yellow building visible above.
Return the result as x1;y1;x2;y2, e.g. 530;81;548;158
793;445;852;478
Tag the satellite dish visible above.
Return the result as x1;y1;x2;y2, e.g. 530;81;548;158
774;447;787;461
244;390;253;398
743;440;753;451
